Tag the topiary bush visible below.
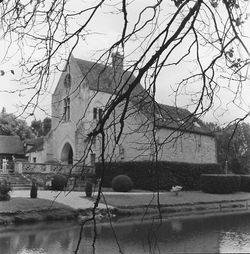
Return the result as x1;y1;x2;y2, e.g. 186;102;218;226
200;174;241;194
240;175;250;192
112;175;133;192
85;182;93;197
51;174;67;191
30;179;38;198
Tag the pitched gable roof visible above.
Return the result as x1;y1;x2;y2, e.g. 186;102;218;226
75;58;114;93
151;103;211;135
25;137;44;153
74;57;212;136
0;135;24;155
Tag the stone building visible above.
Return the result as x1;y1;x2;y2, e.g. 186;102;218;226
24;137;46;163
45;53;217;166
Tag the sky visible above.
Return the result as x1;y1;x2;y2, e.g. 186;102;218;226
0;0;250;126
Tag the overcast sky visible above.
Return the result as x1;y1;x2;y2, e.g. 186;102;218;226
0;0;250;126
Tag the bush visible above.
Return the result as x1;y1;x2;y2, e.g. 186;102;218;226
85;182;93;197
84;173;97;197
96;161;222;191
112;175;133;192
30;179;38;198
200;174;241;194
0;179;12;201
240;175;250;192
51;174;67;191
229;158;248;174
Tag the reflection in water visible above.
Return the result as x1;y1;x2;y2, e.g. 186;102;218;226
1;213;250;253
220;227;250;253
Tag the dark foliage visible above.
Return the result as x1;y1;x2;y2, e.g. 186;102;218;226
84;173;98;197
31;117;51;137
51;174;67;191
30;180;38;198
112;175;133;192
85;182;93;197
0;108;34;140
240;175;250;192
85;173;98;184
206;122;250;174
200;174;241;194
229;158;248;175
0;179;12;201
95;161;222;191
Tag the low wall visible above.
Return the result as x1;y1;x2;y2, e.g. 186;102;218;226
23;172;86;191
14;162;93;175
13;162;94;191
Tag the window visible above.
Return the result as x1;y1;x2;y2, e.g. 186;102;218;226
33;157;37;163
99;108;103;119
93;108;97;120
63;97;70;121
119;145;125;159
90;153;96;166
93;107;103;120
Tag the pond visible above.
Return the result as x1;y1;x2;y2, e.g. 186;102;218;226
1;212;250;253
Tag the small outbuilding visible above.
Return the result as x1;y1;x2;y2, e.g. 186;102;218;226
0;135;25;171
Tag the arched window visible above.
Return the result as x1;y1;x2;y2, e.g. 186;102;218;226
63;97;70;121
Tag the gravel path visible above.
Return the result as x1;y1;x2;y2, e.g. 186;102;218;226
11;190;110;210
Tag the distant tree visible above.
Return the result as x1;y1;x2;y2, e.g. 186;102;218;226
1;107;6;114
31;117;51;137
207;122;250;173
31;120;43;137
42;117;52;136
229;158;247;175
0;108;34;140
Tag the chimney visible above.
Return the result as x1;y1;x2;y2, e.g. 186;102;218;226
111;52;124;75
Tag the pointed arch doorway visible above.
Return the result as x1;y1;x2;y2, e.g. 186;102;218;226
61;143;73;164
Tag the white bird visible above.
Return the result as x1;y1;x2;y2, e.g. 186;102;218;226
171;186;182;195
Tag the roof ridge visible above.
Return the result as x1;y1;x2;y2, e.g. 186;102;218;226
73;56;212;136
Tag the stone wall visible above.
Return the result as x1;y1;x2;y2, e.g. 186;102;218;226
156;129;217;164
15;161;92;175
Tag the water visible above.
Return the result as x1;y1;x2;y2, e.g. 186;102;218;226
1;213;250;253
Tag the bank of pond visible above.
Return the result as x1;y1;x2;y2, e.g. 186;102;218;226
1;212;250;253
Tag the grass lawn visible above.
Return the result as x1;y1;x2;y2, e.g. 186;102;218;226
99;191;250;208
0;197;76;225
0;197;73;213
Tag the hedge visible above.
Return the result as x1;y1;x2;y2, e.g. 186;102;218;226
200;174;241;194
95;161;222;191
240;175;250;192
51;174;67;191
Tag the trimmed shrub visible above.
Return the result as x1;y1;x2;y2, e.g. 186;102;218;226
0;179;12;201
30;179;38;199
84;173;97;197
85;182;93;197
200;174;241;194
95;161;222;191
240;175;250;192
112;175;133;192
51;174;67;191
